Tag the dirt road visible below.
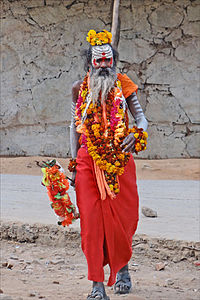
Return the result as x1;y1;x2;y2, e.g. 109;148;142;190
1;239;200;300
1;157;200;300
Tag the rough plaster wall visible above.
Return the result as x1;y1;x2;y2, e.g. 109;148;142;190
1;0;200;158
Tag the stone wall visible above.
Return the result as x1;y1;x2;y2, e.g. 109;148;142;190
1;0;200;158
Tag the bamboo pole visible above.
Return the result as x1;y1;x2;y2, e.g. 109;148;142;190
111;0;120;50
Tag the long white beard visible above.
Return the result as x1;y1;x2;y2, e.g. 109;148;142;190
90;67;117;104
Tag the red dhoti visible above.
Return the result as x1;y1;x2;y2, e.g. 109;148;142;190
75;147;139;286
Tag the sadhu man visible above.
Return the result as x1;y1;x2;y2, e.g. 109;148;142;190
69;30;148;300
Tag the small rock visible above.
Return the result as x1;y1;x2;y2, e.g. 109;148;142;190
142;206;157;218
174;286;183;291
7;263;13;270
52;281;59;284
173;256;182;263
32;259;41;265
54;256;62;260
22;265;27;271
129;265;138;272
50;259;65;265
26;266;33;270
191;277;197;282
165;279;174;286
0;289;3;294
2;262;8;267
142;164;152;169
9;256;18;260
21;279;27;284
25;18;36;26
29;292;36;297
155;262;165;271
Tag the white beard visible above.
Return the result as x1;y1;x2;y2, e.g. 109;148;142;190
90;67;117;104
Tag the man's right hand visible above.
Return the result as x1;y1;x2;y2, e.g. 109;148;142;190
71;170;77;188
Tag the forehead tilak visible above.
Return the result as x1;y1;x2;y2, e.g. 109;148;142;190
92;44;113;60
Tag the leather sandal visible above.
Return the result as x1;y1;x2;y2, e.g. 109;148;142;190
114;271;132;294
87;286;110;300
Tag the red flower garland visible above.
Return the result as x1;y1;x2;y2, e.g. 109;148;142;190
41;160;79;226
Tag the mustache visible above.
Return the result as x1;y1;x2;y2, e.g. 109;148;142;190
98;68;110;77
91;67;114;78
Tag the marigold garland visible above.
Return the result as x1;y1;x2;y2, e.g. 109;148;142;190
75;75;148;196
86;29;112;46
128;126;148;154
75;75;131;195
41;160;79;226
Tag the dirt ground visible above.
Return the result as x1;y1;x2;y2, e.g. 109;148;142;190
0;240;200;300
1;157;200;300
0;156;199;180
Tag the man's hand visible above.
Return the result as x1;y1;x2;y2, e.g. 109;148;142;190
71;170;77;188
121;133;135;153
73;206;80;219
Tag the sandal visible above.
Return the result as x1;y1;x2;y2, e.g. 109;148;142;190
87;286;110;300
114;271;132;294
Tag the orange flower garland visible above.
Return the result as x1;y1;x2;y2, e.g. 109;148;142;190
41;160;79;226
128;126;148;154
75;76;130;195
75;75;148;195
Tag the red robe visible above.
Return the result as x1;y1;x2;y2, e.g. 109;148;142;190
75;74;139;286
75;148;139;286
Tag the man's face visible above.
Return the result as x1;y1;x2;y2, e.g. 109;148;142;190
89;44;116;102
91;44;113;73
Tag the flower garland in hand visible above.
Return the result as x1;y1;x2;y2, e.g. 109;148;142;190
41;160;79;226
128;126;148;154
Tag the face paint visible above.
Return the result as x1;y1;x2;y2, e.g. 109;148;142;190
93;59;97;66
92;44;113;68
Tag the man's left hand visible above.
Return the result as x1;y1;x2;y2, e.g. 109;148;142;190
121;133;135;153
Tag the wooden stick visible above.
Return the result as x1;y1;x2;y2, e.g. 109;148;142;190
66;176;74;183
111;0;120;50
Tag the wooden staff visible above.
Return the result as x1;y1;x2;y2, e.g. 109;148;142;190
111;0;120;50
